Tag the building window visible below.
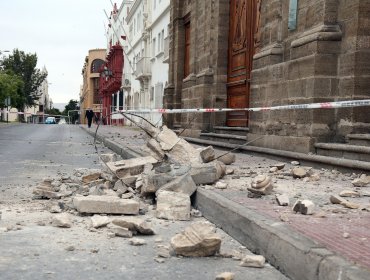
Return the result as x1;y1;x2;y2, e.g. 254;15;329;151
158;32;161;53
161;29;164;51
184;18;191;78
153;38;156;56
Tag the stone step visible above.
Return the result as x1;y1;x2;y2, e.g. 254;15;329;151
315;142;370;162
347;134;370;147
213;126;249;136
200;132;247;145
184;136;370;172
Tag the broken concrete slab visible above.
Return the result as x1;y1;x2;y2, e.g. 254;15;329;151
111;217;155;235
292;200;315;215
352;175;370;187
110;226;133;238
156;125;181;151
276;194;290;206
158;174;197;196
341;200;360;209
215;272;235;280
141;173;174;195
33;188;62;199
339;190;361;198
292;167;308;179
130;238;147;246
82;172;102;184
217;153;236;165
170;221;221;257
106;156;158;179
100;153;118;163
147;138;165;160
156;190;190;221
52;213;72;228
199;146;215;163
330;195;348;205
215;181;228;190
190;161;225;185
73;195;139;215
167;138;202;165
91;215;111;228
239;255;265;268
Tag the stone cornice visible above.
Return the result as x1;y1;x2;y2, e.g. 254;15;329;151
291;24;342;48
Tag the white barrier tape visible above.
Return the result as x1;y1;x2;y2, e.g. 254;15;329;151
115;99;370;114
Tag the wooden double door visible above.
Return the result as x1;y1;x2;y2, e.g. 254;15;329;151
227;0;260;127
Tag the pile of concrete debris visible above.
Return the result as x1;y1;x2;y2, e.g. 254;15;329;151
32;125;242;262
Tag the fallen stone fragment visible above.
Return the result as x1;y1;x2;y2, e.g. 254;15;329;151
154;257;165;263
251;175;271;189
269;167;279;173
292;200;315;215
110;226;133;238
279;214;290;222
100;153;118;163
156;125;181;151
225;168;234;175
170;221;221;257
129;238;147;246
215;272;235;280
292;167;308;178
200;146;216;163
82;172;101;184
352;175;370;187
49;204;62;213
33;179;62;199
65;245;75;251
309;173;321;182
343;232;350;239
339;190;360;198
91;215;111;229
52;213;72;228
159;174;197;196
111;217;155;235
291;161;300;166
330;195;348;205
215;181;228;189
190;161;225;185
157;245;171;258
341;200;360;209
271;163;285;170
73;196;139;215
239;255;265;268
217;153;236;165
121;192;134;199
191;209;202;217
247;184;273;195
276;194;290;206
156;191;190;221
167;138;202;164
141;173;174;195
147;138;166;160
106;156;158;179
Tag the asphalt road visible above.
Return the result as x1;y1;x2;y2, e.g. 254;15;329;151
0;124;289;280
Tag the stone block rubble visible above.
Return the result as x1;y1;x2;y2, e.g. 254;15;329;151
30;125;270;268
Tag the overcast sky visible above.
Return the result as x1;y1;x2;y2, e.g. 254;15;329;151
0;0;116;104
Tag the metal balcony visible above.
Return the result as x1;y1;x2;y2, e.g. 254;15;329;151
134;57;151;80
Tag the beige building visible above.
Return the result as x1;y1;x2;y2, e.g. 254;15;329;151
80;49;106;124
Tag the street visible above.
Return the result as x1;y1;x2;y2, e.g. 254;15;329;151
0;124;288;280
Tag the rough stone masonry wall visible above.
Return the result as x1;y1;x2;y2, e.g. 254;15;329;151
249;0;370;153
164;0;229;131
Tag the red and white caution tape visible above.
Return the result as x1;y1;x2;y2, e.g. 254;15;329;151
116;99;370;114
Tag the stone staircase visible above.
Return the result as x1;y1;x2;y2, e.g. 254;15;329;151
315;134;370;162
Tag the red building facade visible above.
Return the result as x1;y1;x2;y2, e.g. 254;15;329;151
99;44;123;124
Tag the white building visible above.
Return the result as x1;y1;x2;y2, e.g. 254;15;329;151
106;0;170;126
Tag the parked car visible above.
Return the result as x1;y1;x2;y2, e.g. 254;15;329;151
45;117;56;124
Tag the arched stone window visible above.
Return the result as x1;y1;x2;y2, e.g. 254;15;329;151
91;59;105;73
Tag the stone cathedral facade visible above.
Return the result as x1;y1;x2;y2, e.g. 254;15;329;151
164;0;370;153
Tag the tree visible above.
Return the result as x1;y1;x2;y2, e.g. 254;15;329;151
0;49;47;111
63;99;79;124
0;72;24;108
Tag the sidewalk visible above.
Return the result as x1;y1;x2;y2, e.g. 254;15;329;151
81;124;370;280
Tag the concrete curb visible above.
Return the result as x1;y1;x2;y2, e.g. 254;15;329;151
184;137;370;172
194;189;370;280
80;126;370;279
80;126;145;159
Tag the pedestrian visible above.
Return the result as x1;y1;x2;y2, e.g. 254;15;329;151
85;108;94;128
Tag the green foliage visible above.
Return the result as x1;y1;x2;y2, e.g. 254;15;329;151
63;99;79;123
0;71;24;108
45;107;61;116
1;49;47;111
